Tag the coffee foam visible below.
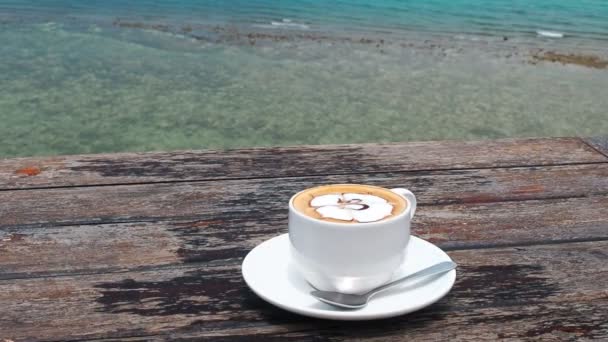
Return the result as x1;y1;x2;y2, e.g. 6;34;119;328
311;193;394;223
293;184;407;224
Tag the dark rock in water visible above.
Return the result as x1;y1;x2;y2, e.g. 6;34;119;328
113;19;169;32
503;36;508;41
531;51;608;69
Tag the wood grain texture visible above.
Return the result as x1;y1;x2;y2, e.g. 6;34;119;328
583;136;608;158
2;194;608;279
2;163;608;228
1;137;606;341
0;222;184;279
1;137;605;190
1;241;607;341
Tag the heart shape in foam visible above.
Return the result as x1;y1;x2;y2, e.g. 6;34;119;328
310;193;394;223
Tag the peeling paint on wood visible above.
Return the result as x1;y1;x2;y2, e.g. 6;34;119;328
14;166;41;177
0;137;605;190
1;164;608;228
0;242;606;341
1;195;608;278
0;137;607;341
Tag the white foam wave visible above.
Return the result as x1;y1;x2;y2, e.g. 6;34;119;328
537;30;564;38
270;18;309;30
453;34;483;41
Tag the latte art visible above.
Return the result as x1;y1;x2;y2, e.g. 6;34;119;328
311;193;394;223
292;184;407;224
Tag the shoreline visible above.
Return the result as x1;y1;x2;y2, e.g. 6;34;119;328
110;18;608;70
3;13;608;62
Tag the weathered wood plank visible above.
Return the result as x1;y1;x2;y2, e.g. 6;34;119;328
583;136;608;158
1;137;605;190
2;163;608;228
1;241;607;341
0;222;185;279
88;301;608;341
2;194;608;279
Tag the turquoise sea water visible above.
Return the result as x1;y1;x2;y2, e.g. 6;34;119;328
4;0;608;39
1;1;607;157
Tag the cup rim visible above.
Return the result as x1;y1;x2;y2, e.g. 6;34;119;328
289;184;412;228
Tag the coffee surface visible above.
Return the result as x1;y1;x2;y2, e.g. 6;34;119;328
292;184;407;223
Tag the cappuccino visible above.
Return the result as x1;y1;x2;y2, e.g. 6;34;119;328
292;184;407;223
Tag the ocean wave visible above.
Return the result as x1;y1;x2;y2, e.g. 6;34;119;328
453;34;484;41
537;30;565;38
270;19;310;30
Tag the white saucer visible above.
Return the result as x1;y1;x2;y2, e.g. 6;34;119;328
242;234;456;320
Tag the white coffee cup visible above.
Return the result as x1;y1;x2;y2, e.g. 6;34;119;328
288;186;416;294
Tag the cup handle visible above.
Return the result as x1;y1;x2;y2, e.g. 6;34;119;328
390;188;416;219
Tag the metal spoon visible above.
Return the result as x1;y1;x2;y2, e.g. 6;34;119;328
310;261;457;309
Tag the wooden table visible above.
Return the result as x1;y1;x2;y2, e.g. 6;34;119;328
1;137;608;341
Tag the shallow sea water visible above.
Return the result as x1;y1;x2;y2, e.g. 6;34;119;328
1;1;607;157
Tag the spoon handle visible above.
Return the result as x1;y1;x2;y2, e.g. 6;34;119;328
367;261;457;296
